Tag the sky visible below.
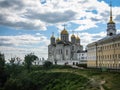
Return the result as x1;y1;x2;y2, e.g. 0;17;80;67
0;0;120;61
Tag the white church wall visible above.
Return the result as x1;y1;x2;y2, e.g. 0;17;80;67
53;60;80;65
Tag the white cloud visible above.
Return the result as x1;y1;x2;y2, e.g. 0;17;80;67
74;19;98;31
0;0;120;31
0;34;49;46
0;34;49;60
117;29;120;34
0;0;120;60
79;31;106;49
0;46;48;61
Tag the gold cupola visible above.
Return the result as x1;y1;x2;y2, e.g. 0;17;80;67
71;30;76;38
71;34;76;38
61;28;68;35
61;24;69;41
76;35;80;40
61;24;68;35
56;37;60;42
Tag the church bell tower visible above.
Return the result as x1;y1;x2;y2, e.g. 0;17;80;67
107;0;116;36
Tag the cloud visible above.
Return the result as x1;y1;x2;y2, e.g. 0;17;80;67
115;15;120;21
0;12;47;30
1;0;120;31
0;0;24;9
117;29;120;34
26;10;76;23
0;34;49;47
91;17;101;22
0;0;120;60
0;34;49;60
0;0;47;30
74;19;97;31
0;46;48;61
79;31;106;48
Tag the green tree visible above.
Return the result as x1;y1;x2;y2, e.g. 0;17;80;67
24;53;38;72
7;57;22;76
0;52;7;87
9;57;15;65
0;53;5;70
9;57;21;65
43;61;53;69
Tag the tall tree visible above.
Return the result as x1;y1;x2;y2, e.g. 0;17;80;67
24;53;38;72
0;52;5;71
7;57;22;76
0;52;7;87
9;57;21;65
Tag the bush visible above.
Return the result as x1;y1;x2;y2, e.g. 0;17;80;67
43;61;53;69
76;64;87;68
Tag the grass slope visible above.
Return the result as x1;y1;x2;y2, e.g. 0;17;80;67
1;65;120;90
4;71;89;90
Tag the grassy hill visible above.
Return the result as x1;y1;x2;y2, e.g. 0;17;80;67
1;65;120;90
4;71;90;90
48;66;120;90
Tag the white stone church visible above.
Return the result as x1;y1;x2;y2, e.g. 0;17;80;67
48;27;86;65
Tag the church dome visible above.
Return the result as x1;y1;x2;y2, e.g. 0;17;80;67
76;36;80;40
71;34;76;38
108;19;115;24
61;29;68;35
56;37;60;42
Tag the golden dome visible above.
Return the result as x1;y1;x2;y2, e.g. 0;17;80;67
56;37;60;42
108;19;115;24
71;34;75;38
61;29;68;35
76;36;80;40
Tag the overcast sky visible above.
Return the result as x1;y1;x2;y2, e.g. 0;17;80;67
0;0;120;61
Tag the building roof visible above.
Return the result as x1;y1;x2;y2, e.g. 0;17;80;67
64;41;72;46
57;41;64;44
98;33;120;43
87;33;120;47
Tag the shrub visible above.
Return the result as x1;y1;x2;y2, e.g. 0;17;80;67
43;61;53;69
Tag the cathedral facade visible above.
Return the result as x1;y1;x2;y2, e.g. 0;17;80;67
48;28;83;64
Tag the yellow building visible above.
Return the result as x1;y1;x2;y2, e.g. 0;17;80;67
87;2;120;69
